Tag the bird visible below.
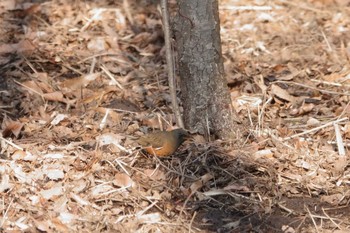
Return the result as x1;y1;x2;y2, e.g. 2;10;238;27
136;128;189;157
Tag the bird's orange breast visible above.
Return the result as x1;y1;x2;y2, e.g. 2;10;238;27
137;128;188;157
143;140;178;157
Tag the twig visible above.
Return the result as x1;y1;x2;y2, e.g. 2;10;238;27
177;190;195;223
100;64;124;90
62;63;84;75
21;55;38;75
99;108;109;130
77;52;137;65
278;0;331;14
278;203;295;215
306;207;320;233
205;110;210;141
327;140;350;147
258;96;272;137
275;80;350;96
283;117;348;141
13;79;44;102
334;100;350;120
333;122;345;157
1;198;13;227
321;30;332;52
123;0;134;25
136;200;158;217
310;78;342;87
188;211;197;233
89;57;97;74
322;208;342;230
0;136;24;151
114;159;131;176
219;5;278;11
160;0;184;128
203;189;260;203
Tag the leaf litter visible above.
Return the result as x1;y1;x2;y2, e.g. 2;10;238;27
1;0;350;232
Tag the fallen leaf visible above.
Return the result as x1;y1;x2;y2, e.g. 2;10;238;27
1;118;24;138
60;73;100;91
254;149;274;159
271;84;296;103
44;169;64;180
12;150;37;161
21;80;44;94
0;0;16;12
136;213;161;224
0;174;13;192
190;173;214;194
58;212;75;224
113;173;134;188
143;169;166;181
0;40;35;55
50;114;67;126
97;133;125;146
40;184;63;200
91;184;115;196
43;153;64;159
321;193;343;204
87;37;109;52
43;91;65;103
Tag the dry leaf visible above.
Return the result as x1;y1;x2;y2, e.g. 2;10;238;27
15;218;29;230
51;217;69;232
44;169;64;180
1;118;24;138
0;0;16;12
321;193;343;204
223;184;250;192
306;117;320;126
141;115;160;128
136;213;161;224
32;219;50;232
21;80;43;94
87;37;109;52
0;40;35;54
271;84;296;103
70;193;90;206
43;153;64;159
95;107;121;123
334;157;347;175
40;185;63;200
60;73;100;91
143;169;166;181
0;174;13;192
43;91;65;102
91;184;115;196
113;173;134;188
254;149;274;159
58;212;75;224
12;150;36;161
297;103;315;115
50;114;67;126
98;133;123;145
190;173;214;194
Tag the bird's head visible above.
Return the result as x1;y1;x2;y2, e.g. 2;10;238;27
173;128;189;143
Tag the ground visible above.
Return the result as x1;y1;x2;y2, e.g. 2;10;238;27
1;0;350;232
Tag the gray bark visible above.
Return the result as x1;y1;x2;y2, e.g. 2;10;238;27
174;0;241;140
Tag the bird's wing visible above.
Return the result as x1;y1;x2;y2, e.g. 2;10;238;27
137;132;165;148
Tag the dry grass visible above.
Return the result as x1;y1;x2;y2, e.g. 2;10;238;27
1;0;350;232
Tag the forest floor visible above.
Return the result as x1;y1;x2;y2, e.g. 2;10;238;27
1;0;350;232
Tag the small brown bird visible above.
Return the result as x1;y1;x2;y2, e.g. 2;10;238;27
137;128;189;157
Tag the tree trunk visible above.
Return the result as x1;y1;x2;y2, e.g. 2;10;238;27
174;0;241;140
